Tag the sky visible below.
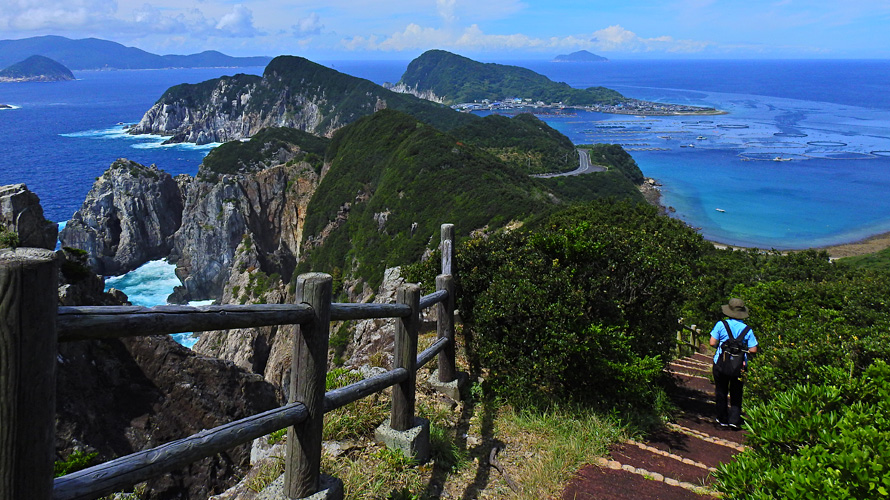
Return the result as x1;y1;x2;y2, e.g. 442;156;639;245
2;0;890;60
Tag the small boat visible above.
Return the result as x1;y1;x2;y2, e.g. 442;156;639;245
680;144;695;148
696;136;707;140
772;156;792;162
715;208;726;213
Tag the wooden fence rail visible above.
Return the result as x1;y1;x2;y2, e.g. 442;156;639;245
0;223;459;500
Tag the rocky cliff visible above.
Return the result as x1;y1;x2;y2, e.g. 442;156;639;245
0;184;284;499
59;159;183;276
128;55;471;145
169;160;317;302
0;183;58;249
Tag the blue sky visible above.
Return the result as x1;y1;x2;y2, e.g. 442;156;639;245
2;0;889;60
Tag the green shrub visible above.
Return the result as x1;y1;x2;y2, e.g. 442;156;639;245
456;200;704;409
715;360;890;499
55;450;98;477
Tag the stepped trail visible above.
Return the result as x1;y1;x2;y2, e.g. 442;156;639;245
560;349;745;499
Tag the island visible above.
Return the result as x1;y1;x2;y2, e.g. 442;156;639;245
552;50;608;63
0;55;75;82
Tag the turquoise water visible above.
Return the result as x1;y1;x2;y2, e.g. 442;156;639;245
9;60;890;331
530;86;890;249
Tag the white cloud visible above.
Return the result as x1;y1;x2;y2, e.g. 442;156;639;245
293;12;323;36
340;22;711;55
216;4;260;37
437;0;457;23
3;0;117;31
591;25;711;53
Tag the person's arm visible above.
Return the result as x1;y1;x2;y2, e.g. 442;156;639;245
748;345;758;353
710;335;719;347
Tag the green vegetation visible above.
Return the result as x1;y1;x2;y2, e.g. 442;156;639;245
455;201;703;410
298;109;556;290
201;127;329;175
838;245;890;272
54;450;98;477
579;143;645;184
155;55;475;137
451;113;577;174
0;223;18;249
0;55;74;81
399;50;625;106
715;361;890;499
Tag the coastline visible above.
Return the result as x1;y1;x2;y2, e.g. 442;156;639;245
639;178;890;259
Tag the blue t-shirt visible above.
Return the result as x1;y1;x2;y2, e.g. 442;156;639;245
710;318;758;364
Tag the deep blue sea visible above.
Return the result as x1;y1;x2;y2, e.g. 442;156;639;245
2;59;890;337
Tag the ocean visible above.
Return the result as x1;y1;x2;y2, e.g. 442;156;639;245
2;59;890;343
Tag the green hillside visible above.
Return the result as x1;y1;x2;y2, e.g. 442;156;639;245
201;127;329;175
451;113;577;174
0;55;74;81
297;109;557;287
399;50;625;105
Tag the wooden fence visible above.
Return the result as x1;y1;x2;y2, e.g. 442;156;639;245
0;224;459;500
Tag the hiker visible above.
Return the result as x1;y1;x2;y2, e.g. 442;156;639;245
709;298;758;429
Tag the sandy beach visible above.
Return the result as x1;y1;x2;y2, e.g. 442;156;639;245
639;179;890;259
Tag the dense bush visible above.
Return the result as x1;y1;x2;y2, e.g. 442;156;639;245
454;201;704;408
715;360;890;499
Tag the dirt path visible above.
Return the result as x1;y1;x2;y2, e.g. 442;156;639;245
560;349;742;499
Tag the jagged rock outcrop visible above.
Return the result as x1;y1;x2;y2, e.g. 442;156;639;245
0;183;58;249
0;188;283;499
169;161;317;301
383;82;445;104
56;334;283;500
128;55;470;145
59;159;184;276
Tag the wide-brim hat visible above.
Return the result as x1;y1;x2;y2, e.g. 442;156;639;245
722;298;749;319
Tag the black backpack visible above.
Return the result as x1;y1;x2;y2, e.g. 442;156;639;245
716;320;750;377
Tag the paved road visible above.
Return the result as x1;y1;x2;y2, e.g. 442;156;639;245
531;149;606;178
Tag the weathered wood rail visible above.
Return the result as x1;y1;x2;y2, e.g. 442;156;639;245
0;224;460;500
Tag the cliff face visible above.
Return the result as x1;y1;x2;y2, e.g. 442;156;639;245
0;183;58;249
170;161;317;301
128;55;472;146
0;185;283;499
59;159;183;276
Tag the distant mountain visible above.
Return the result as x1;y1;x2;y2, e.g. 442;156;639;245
397;49;624;105
0;36;272;71
552;50;608;63
0;55;74;82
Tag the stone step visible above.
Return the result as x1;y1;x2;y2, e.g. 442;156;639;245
609;440;715;486
668;362;710;377
674;357;712;370
644;426;741;469
560;459;717;499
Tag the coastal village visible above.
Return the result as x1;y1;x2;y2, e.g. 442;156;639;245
452;97;724;116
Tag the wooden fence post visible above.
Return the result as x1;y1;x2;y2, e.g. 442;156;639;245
392;283;420;432
440;223;454;276
0;248;58;500
285;273;332;498
436;274;456;383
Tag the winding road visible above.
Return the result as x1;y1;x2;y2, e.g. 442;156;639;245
531;149;606;178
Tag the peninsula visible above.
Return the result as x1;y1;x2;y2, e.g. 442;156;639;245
390;49;722;116
0;55;74;82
